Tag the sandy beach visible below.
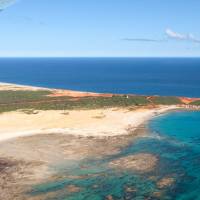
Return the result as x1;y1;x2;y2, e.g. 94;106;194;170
0;82;50;91
0;105;178;141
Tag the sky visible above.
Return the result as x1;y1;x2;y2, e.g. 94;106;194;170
0;0;200;57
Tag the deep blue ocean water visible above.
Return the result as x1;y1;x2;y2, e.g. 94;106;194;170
0;57;200;97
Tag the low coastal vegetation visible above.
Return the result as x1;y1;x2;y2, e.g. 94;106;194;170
150;96;182;105
0;89;186;113
0;90;51;104
190;100;200;105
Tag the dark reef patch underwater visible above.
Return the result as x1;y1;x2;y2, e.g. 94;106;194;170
27;110;200;200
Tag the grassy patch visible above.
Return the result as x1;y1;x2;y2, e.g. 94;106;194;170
0;92;150;113
152;96;182;105
0;90;52;104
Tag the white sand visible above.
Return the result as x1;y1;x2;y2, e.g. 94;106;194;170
0;106;178;141
0;82;50;91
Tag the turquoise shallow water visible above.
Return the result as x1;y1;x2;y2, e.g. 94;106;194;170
29;111;200;200
149;111;200;200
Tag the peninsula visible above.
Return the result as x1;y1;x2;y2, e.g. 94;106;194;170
0;82;199;200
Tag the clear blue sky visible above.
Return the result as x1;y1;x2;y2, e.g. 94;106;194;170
0;0;200;57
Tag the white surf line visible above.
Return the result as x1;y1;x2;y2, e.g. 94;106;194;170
0;82;52;91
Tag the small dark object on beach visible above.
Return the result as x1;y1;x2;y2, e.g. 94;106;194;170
0;159;14;172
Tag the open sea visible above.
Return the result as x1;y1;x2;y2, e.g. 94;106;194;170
0;57;200;97
1;58;200;199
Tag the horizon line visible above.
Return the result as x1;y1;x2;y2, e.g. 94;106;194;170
0;56;200;58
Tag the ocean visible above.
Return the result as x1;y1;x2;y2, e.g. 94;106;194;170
0;57;200;97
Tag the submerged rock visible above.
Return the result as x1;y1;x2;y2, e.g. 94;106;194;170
152;191;163;198
157;177;175;189
109;153;158;173
125;187;137;193
66;184;81;193
106;195;114;200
